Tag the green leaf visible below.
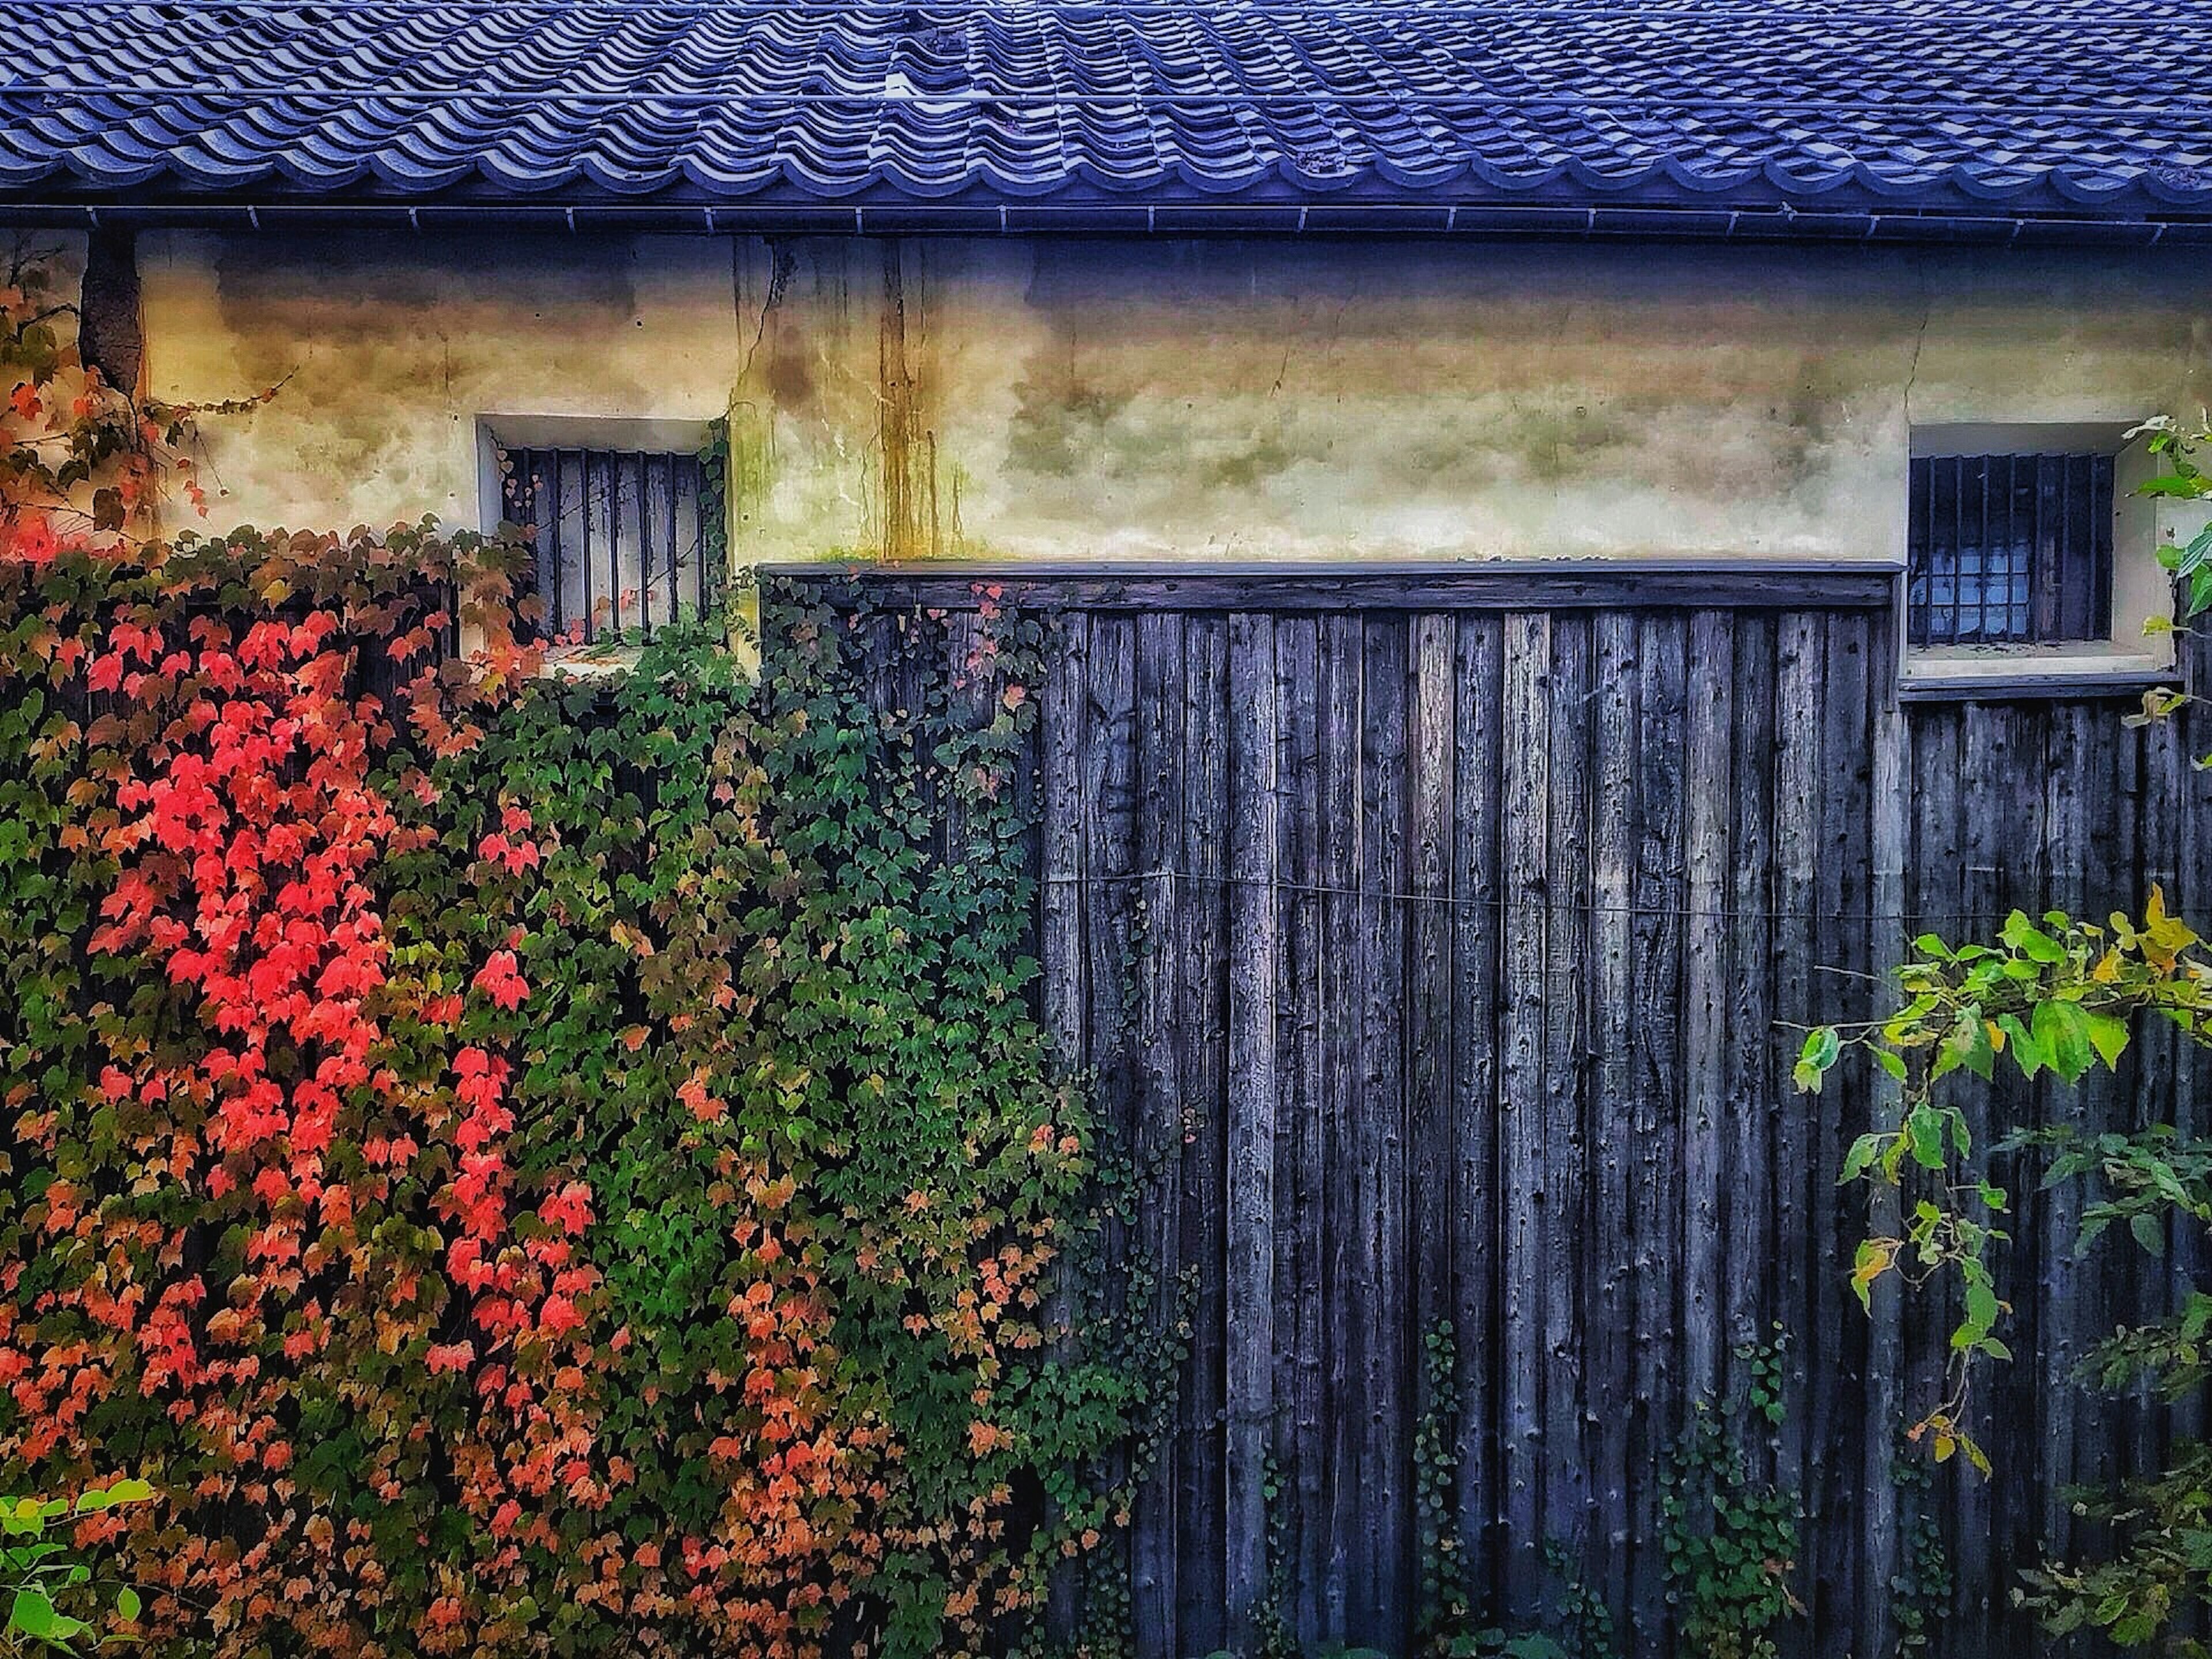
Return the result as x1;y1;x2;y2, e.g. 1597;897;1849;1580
1840;1132;1885;1185
1851;1239;1896;1312
8;1588;58;1639
2084;1011;2130;1071
2001;910;2067;965
2032;998;2096;1085
1906;1104;1947;1171
1793;1027;1841;1094
1997;1013;2046;1080
115;1587;140;1622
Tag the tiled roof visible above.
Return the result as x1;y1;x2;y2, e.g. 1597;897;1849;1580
3;1;2212;219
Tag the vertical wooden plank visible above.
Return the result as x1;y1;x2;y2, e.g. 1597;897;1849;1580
1225;613;1279;1644
1627;611;1688;1654
1131;611;1185;1659
1080;611;1140;1635
2071;709;2128;1495
1725;613;1776;1415
1450;613;1505;1613
1810;609;1872;1659
1408;612;1459;1643
1272;615;1330;1645
1177;616;1231;1653
1037;609;1086;1639
1543;613;1593;1569
1589;611;1640;1628
1984;704;2049;1651
1317;612;1363;1645
1048;615;1092;1066
1499;610;1550;1620
2038;702;2088;1564
1683;609;1734;1411
1771;611;1823;1509
1353;613;1412;1646
1952;702;2011;1645
1861;619;1908;1659
2160;668;2206;1467
1410;613;1457;1351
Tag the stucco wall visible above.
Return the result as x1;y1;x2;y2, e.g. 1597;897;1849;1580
138;229;2212;566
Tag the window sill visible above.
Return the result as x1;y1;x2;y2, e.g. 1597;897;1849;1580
1901;645;2180;702
535;643;642;680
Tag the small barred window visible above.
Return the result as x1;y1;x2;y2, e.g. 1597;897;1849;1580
498;446;711;645
1907;453;2112;647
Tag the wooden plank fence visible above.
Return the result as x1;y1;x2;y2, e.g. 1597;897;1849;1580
784;566;2212;1659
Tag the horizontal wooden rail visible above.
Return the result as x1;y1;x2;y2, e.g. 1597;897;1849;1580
756;558;1900;612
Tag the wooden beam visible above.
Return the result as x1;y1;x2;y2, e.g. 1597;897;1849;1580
760;559;1899;613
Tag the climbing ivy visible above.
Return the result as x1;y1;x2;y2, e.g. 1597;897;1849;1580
0;249;1156;1657
1656;1332;1802;1659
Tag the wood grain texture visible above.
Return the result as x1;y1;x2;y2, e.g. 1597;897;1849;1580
802;574;2186;1659
1225;613;1278;1644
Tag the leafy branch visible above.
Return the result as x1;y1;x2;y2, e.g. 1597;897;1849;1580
1794;892;2212;1471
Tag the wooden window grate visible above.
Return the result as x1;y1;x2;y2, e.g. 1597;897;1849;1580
1907;453;2112;647
498;446;709;644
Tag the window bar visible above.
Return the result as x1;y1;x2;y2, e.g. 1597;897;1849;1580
1907;457;1927;647
665;453;681;623
2026;457;2044;646
562;450;587;641
621;452;646;637
1956;453;1970;642
540;450;557;640
1933;454;1955;645
652;452;672;632
676;453;701;618
2008;455;2027;641
2092;454;2114;639
579;450;594;639
601;452;620;638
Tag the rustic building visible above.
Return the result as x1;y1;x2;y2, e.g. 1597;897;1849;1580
6;2;2212;1653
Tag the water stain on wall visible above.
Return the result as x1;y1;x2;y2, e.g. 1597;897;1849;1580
135;229;2212;565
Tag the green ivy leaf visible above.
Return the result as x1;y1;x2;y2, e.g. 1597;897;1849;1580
2032;999;2096;1085
2001;910;2069;965
1792;1027;1840;1094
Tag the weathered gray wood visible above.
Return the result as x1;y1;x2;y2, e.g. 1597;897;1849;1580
1272;614;1331;1642
1953;702;2008;1643
2038;702;2089;1560
1131;610;1185;1658
1771;611;1821;1505
768;560;1898;616
1408;611;1457;1645
1589;611;1640;1626
1037;609;1086;1642
1225;613;1279;1645
1628;611;1689;1653
1353;615;1412;1642
809;576;2207;1659
1040;611;1088;1058
1410;613;1457;1350
1499;609;1551;1620
1317;612;1363;1643
1809;608;1872;1659
1078;610;1140;1633
1541;613;1593;1567
1724;613;1775;1415
1861;620;1907;1659
1450;612;1505;1614
1682;609;1734;1412
1177;615;1230;1650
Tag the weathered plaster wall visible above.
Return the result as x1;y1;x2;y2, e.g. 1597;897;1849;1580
138;229;2212;564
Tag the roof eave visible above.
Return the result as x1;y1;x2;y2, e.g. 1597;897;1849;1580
3;183;2207;248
